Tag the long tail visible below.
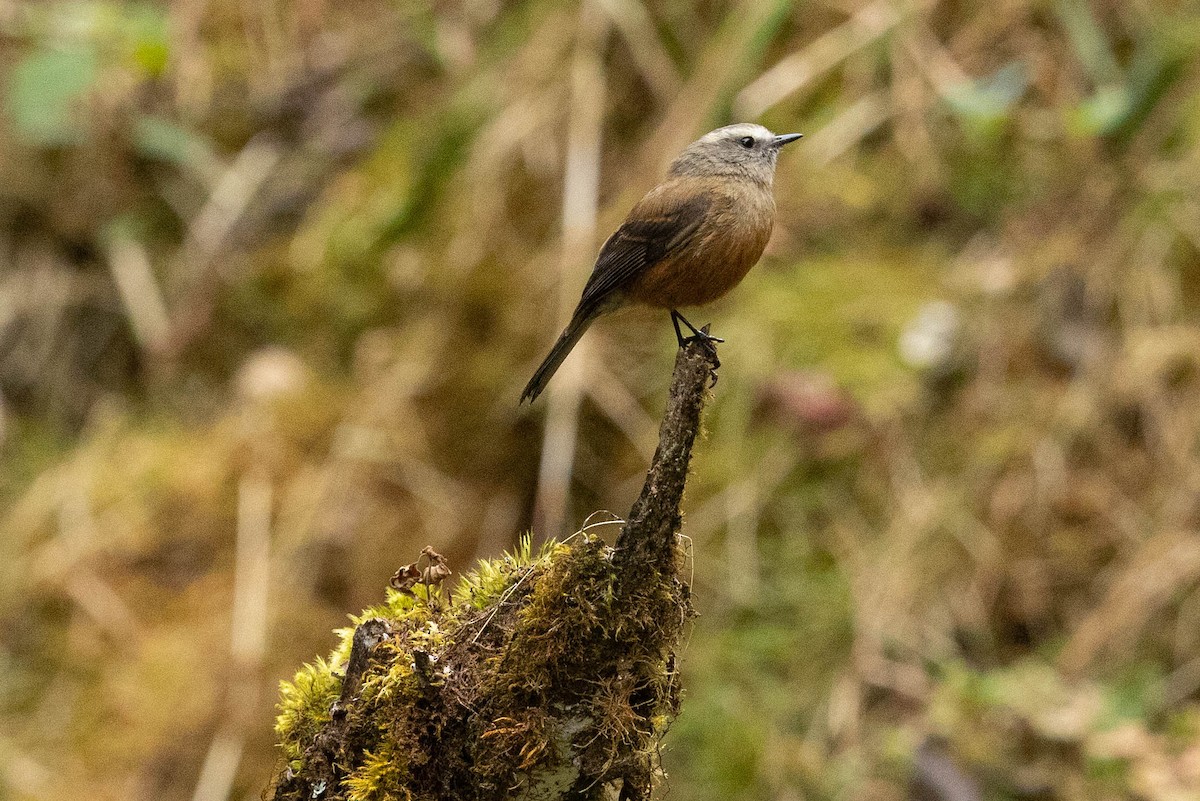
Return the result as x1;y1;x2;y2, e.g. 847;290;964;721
520;306;601;404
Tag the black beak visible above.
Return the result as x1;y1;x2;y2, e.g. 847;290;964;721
772;133;803;148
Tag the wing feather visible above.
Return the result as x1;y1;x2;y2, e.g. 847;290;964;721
575;186;711;313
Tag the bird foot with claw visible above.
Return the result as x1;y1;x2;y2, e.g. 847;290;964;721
687;324;721;387
670;312;721;386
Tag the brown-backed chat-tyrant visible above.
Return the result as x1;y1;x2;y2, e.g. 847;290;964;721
521;123;801;404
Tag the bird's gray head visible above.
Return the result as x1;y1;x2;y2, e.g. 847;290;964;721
668;123;802;185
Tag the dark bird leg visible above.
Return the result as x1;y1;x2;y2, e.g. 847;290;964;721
670;310;721;386
670;309;724;347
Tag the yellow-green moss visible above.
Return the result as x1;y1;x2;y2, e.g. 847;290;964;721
275;657;342;768
344;744;412;801
271;533;689;801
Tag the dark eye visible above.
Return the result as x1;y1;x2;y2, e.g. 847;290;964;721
738;136;755;149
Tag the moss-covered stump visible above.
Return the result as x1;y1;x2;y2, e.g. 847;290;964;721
270;340;717;801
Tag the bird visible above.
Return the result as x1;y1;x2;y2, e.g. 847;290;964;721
520;122;801;404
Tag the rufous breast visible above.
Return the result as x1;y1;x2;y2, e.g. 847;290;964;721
629;180;775;309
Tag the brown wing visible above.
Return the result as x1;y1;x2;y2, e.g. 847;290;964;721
575;184;712;315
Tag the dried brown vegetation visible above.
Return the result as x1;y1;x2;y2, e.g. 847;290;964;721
5;0;1200;800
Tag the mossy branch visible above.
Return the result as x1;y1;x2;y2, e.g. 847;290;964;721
270;339;718;801
615;338;716;596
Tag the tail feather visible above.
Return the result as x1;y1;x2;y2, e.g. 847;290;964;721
521;308;599;404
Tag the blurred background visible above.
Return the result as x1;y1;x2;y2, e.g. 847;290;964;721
4;0;1200;799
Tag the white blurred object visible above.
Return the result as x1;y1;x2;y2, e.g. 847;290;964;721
235;347;309;403
899;301;961;369
973;252;1016;296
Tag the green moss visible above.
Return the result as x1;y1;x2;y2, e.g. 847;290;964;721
272;533;689;800
275;657;342;767
455;533;541;611
345;744;412;801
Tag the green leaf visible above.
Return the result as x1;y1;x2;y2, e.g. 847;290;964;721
945;61;1029;127
1067;42;1183;144
133;115;217;170
6;46;97;146
1070;84;1130;136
